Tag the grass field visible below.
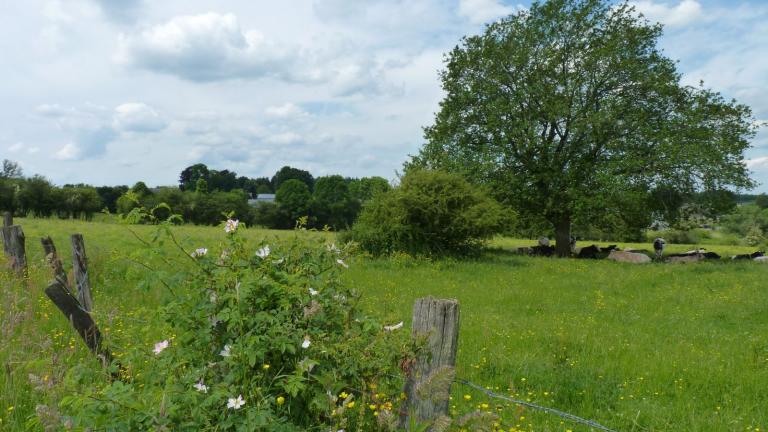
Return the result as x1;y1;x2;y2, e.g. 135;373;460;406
2;218;768;431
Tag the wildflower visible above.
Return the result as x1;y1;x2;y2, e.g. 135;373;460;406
384;321;404;331
190;247;208;258
463;394;472;401
256;245;270;258
227;395;245;409
262;364;270;370
220;344;232;357
309;288;318;296
224;219;239;233
327;243;340;253
339;391;349;399
209;291;218;303
336;259;349;268
347;401;355;408
193;382;209;393
302;337;311;349
153;340;169;355
277;396;285;405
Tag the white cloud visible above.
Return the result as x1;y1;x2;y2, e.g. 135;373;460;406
265;103;308;118
458;0;514;24
92;0;143;24
116;13;301;83
55;143;82;160
267;132;303;145
630;0;704;27
113;102;166;132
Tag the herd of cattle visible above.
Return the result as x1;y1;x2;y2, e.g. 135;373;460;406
517;237;767;264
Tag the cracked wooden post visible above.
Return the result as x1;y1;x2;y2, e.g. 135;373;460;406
2;212;13;256
3;225;27;275
45;280;111;366
401;297;460;426
71;234;93;312
41;236;70;289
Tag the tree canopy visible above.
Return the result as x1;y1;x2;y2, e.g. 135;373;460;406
410;0;757;255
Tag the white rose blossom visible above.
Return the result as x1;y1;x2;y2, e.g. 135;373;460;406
256;245;270;258
190;247;208;258
219;344;232;357
224;219;239;233
227;395;245;409
153;340;169;355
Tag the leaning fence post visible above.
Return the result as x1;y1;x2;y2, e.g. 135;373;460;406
2;212;13;256
41;236;70;289
3;225;27;275
2;212;11;228
44;280;111;366
401;296;460;426
71;234;93;312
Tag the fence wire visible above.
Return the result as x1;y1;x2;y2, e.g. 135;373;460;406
455;378;617;432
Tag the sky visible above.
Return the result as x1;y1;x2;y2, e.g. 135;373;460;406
1;0;766;190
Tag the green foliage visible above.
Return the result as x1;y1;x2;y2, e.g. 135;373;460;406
276;179;312;222
272;166;315;192
252;202;292;230
62;218;410;430
411;0;756;254
312;175;359;230
348;177;391;203
16;175;57;217
179;163;210;191
755;194;768;209
344;170;509;256
195;178;209;194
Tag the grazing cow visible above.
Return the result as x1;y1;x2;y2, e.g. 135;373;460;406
578;244;600;259
684;248;707;254
602;245;619;252
702;252;721;260
653;238;666;260
731;251;765;260
607;250;651;264
538;236;550;247
516;247;533;255
531;244;555;257
754;256;768;263
667;254;705;264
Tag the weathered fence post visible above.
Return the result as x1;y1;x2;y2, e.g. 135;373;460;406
41;236;70;289
44;280;111;366
401;297;460;426
71;234;93;312
2;212;13;256
3;225;27;275
2;211;11;228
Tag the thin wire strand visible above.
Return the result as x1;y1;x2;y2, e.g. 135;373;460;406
455;379;617;432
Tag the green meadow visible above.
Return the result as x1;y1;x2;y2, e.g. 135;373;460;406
2;218;768;431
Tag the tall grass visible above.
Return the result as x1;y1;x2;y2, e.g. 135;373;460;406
2;218;767;431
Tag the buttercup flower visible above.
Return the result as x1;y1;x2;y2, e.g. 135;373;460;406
227;395;245;409
256;245;270;258
224;219;239;233
190;247;208;258
219;344;232;357
193;382;209;393
153;340;169;355
277;396;285;405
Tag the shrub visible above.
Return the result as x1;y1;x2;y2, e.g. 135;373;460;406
343;170;508;256
61;219;411;431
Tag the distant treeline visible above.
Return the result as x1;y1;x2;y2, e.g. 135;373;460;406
0;160;390;229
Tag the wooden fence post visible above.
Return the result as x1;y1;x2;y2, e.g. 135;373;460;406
3;225;27;275
44;280;111;366
1;212;12;256
71;234;93;312
41;236;70;289
401;297;460;426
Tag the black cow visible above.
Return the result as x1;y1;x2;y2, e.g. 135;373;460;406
732;251;765;260
578;245;600;259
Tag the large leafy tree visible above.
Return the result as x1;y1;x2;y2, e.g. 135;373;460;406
271;166;315;192
179;163;210;191
411;0;756;256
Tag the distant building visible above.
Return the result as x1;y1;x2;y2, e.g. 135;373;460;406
248;194;276;206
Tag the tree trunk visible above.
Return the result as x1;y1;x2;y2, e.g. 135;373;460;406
554;216;571;257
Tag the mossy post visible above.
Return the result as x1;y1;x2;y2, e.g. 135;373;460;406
71;234;93;312
402;297;460;426
3;225;27;275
